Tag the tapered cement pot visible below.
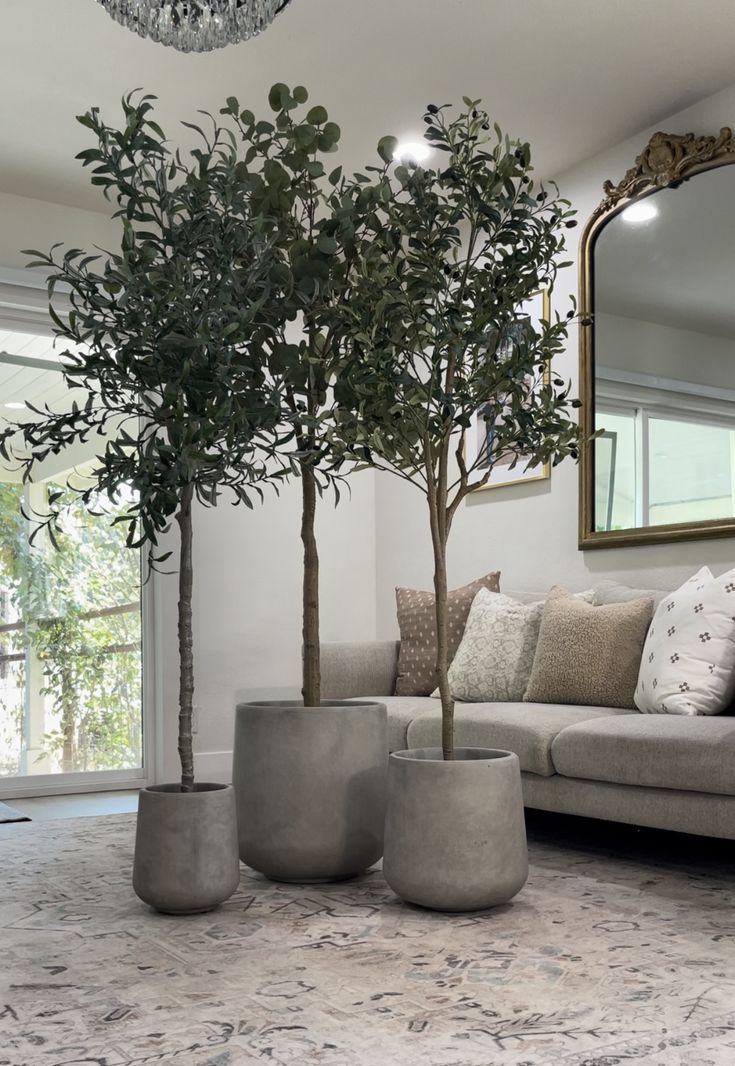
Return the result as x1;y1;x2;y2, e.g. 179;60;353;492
383;747;528;912
233;700;387;882
133;783;240;914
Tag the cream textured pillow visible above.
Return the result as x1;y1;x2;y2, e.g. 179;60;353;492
634;566;735;716
394;572;501;696
446;589;543;702
525;586;654;709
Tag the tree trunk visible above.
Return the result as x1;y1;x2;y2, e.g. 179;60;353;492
427;492;453;760
176;483;195;792
301;463;321;707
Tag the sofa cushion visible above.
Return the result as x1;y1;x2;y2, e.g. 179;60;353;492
359;695;440;752
405;702;631;776
551;714;735;796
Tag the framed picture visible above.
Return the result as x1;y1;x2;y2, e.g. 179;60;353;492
468;289;551;492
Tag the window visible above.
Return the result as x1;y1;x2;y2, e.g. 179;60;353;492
0;323;147;792
596;397;735;530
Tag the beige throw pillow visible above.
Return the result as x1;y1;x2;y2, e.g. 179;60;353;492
394;572;501;696
524;586;653;709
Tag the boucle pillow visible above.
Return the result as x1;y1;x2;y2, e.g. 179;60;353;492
446;589;544;702
394;572;501;696
634;566;735;716
524;586;653;709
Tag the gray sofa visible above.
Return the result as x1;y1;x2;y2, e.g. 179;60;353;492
321;583;735;840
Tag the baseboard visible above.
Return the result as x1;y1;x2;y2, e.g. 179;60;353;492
193;750;232;784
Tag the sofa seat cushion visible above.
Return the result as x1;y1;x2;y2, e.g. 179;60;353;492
358;696;441;753
405;702;631;776
551;714;735;795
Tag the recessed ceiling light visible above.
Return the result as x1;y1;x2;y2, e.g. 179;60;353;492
394;141;432;165
621;200;658;223
4;402;25;410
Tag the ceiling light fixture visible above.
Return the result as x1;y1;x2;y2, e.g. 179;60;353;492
394;141;432;166
4;402;25;410
96;0;293;53
621;200;658;223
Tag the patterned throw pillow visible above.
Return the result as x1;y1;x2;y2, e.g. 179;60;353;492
447;589;544;702
634;566;735;716
525;586;654;709
394;572;501;696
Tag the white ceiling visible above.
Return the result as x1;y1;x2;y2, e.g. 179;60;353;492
3;0;735;213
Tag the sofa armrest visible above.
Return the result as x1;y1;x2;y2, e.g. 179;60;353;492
320;640;399;699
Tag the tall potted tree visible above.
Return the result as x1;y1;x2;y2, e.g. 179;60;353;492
0;94;283;914
337;100;583;910
225;85;391;883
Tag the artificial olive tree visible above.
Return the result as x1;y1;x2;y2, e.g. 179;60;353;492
220;85;390;708
0;94;282;790
337;99;583;759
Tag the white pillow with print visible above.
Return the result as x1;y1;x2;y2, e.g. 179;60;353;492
634;566;735;716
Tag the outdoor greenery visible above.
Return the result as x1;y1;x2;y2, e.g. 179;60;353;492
0;481;141;776
0;93;284;790
335;99;584;758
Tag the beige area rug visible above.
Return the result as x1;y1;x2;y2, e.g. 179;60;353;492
1;812;735;1066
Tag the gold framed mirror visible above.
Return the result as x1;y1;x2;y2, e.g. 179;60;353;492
579;127;735;549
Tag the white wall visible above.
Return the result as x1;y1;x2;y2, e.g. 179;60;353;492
374;81;735;637
597;311;735;389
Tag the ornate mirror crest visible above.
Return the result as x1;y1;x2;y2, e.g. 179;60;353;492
579;127;735;549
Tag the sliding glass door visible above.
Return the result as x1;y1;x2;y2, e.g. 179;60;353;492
0;326;150;796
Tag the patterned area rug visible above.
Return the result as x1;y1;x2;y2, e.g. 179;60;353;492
1;813;735;1066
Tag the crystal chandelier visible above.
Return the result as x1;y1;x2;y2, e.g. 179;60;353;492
97;0;293;53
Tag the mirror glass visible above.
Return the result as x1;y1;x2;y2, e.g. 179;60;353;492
592;165;735;534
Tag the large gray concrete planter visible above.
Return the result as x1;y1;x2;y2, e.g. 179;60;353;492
133;783;240;914
233;700;387;882
383;747;528;912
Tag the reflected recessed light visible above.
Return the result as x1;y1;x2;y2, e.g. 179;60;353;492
4;402;25;409
621;200;658;223
394;140;432;165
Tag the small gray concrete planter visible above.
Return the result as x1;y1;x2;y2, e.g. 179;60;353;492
233;700;387;882
383;747;528;912
133;783;240;914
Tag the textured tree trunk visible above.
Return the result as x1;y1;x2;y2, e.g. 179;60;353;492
176;483;195;792
427;488;453;760
301;463;321;708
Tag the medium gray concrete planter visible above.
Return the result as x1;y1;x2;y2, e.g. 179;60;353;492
233;700;387;882
133;783;240;914
383;747;528;912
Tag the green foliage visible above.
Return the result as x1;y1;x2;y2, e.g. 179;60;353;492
0;93;284;556
336;100;582;497
220;84;391;479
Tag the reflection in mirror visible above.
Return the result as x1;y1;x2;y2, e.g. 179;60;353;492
592;165;735;536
